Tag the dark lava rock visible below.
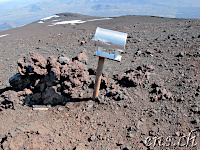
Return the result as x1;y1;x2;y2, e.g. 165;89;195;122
42;86;64;105
9;73;31;90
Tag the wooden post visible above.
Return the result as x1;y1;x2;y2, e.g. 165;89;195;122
93;56;105;100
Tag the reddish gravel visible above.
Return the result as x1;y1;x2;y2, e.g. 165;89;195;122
0;13;199;149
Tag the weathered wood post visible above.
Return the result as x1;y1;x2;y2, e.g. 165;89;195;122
93;56;105;99
92;27;127;100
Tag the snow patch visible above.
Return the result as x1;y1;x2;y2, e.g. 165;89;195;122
41;15;59;21
48;18;113;26
51;20;87;26
0;34;9;38
87;18;113;22
38;21;44;23
18;24;26;27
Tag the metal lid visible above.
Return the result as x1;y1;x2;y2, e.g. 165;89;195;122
92;27;128;51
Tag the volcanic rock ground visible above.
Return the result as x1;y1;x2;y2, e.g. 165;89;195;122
0;13;199;149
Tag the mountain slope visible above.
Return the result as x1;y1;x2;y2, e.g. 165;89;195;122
0;13;199;149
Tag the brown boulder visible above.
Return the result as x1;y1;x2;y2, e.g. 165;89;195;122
77;49;88;64
1;90;19;105
60;60;88;82
47;56;61;69
18;52;47;76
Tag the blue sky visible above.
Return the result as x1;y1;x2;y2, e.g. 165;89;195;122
0;0;40;1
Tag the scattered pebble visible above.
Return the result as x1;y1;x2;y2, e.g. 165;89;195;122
146;49;155;54
177;52;184;57
135;50;142;56
86;104;93;111
59;56;70;64
57;107;64;111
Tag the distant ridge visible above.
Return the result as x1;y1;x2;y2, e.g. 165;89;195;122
0;12;185;41
0;0;199;32
0;22;16;31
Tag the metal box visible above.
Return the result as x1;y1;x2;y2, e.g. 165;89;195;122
92;27;127;61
